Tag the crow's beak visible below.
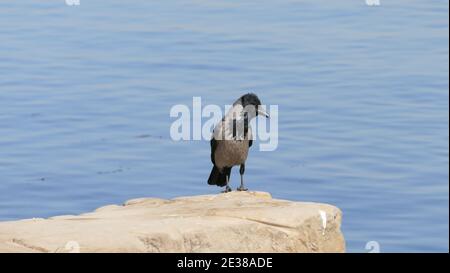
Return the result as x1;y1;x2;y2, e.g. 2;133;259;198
258;108;270;118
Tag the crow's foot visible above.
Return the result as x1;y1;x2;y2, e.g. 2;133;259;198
222;186;232;193
236;186;248;191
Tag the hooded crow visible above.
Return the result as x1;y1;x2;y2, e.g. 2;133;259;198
207;93;269;192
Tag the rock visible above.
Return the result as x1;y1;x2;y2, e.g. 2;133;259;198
0;191;345;253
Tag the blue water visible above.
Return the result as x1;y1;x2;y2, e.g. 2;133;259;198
0;0;448;252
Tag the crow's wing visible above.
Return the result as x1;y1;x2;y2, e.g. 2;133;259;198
210;134;217;165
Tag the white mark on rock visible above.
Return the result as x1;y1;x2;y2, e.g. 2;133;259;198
319;210;327;235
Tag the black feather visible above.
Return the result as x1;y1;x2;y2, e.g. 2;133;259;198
208;166;231;186
210;135;217;165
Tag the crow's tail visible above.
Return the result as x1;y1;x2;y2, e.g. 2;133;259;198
208;166;228;187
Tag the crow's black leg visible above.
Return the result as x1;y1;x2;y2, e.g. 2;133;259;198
222;173;232;193
237;164;248;191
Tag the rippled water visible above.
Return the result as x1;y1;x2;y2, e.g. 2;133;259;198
0;0;448;252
